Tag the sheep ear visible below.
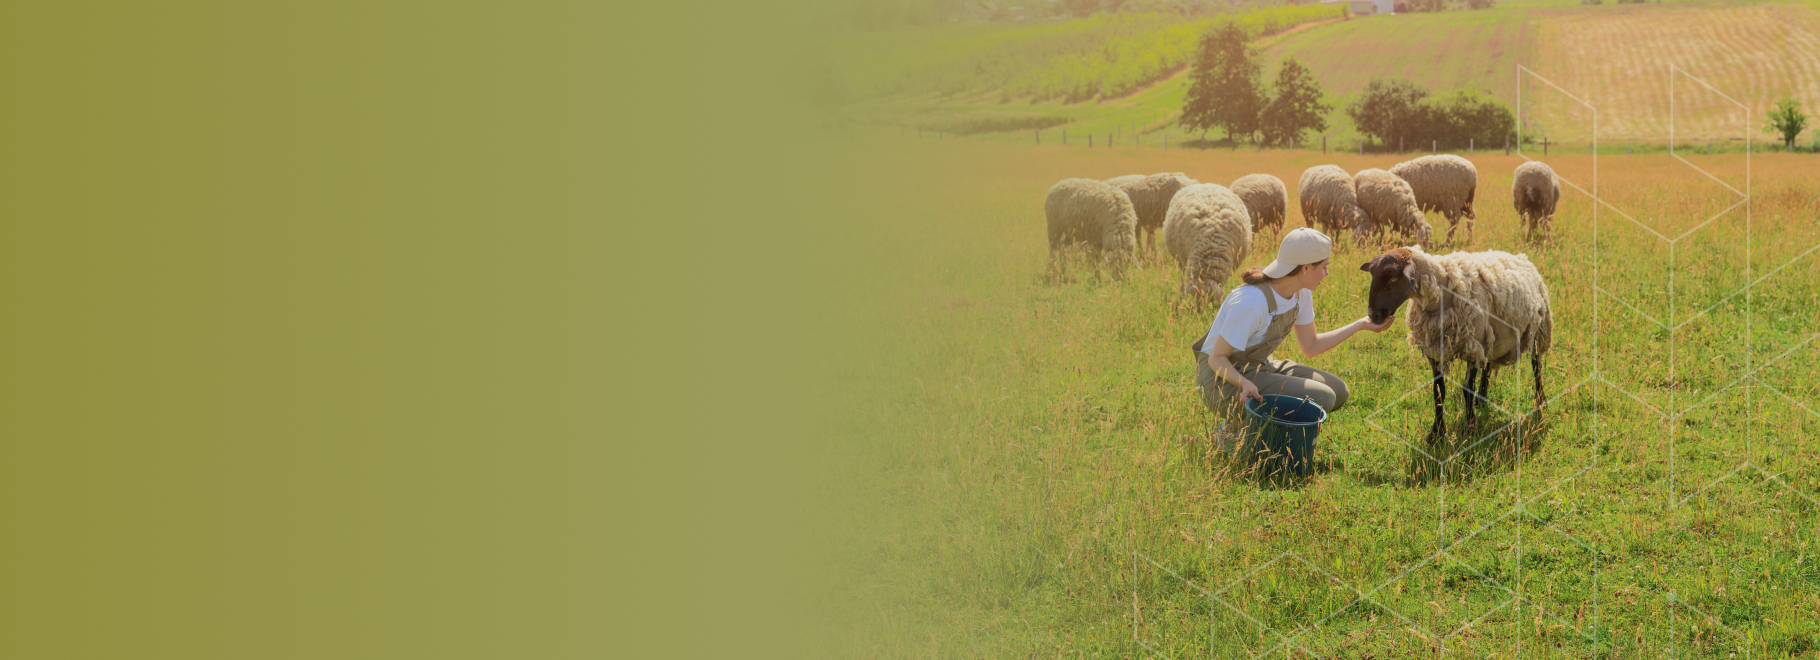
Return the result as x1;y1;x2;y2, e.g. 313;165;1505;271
1403;263;1419;290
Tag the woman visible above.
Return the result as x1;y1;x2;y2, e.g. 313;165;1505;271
1192;228;1395;452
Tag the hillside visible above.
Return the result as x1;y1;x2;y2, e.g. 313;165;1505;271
834;0;1820;149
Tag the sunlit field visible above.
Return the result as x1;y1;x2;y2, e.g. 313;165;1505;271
823;137;1819;657
831;1;1820;152
1533;2;1820;143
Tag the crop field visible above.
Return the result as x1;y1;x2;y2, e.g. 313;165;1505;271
829;0;1820;150
1531;2;1820;143
1257;8;1534;106
828;6;1346;105
823;137;1820;657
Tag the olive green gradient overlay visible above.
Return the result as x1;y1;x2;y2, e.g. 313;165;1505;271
1;2;839;658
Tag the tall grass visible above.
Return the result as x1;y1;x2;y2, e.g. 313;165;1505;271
821;138;1820;657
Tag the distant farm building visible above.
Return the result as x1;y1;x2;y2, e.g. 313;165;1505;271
1328;0;1393;14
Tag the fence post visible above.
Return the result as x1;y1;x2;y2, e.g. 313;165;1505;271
1323;135;1327;154
1089;134;1093;148
1164;134;1167;149
1063;129;1067;145
1433;139;1436;153
1036;130;1040;145
1470;138;1473;154
1399;137;1403;154
1505;134;1509;156
1543;138;1548;156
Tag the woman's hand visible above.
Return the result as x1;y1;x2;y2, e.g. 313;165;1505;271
1237;379;1262;403
1357;315;1396;333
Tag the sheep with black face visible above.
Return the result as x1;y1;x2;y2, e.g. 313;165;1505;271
1360;245;1553;440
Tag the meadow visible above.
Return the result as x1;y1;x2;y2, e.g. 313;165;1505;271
828;0;1820;150
821;136;1820;657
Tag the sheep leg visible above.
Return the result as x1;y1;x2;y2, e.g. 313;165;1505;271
1429;358;1446;443
1477;365;1491;410
1461;363;1480;427
1531;352;1546;412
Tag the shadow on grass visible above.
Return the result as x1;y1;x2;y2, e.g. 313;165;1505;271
1205;430;1344;491
1404;410;1553;487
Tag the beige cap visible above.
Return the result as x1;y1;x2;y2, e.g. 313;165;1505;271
1261;227;1333;278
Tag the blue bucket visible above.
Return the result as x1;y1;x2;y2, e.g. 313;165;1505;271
1241;394;1327;478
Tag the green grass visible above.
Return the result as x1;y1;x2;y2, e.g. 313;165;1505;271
828;0;1818;150
820;138;1820;657
828;7;1346;104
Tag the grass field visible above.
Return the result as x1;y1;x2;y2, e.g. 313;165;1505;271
831;0;1820;150
1532;1;1820;142
823;137;1820;657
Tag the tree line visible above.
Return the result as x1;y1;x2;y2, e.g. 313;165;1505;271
1179;23;1519;150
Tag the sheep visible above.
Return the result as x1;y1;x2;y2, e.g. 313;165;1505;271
1045;178;1138;280
1107;172;1198;260
1512;161;1560;239
1297;165;1367;241
1389;155;1478;243
1162;183;1252;304
1353;168;1435;246
1360;245;1553;441
1230;173;1288;233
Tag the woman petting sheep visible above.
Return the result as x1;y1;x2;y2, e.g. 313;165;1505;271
1192;228;1397;453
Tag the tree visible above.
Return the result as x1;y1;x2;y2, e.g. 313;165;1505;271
1438;86;1515;147
1407;0;1446;12
1765;97;1809;150
1179;23;1265;143
1259;58;1330;148
1346;78;1428;147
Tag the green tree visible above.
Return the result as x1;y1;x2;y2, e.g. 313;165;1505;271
1259;58;1330;148
1435;86;1515;148
1179;23;1264;143
1765;97;1809;150
1346;77;1428;147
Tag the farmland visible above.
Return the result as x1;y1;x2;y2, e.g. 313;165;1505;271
829;0;1820;149
1532;1;1820;142
820;136;1820;656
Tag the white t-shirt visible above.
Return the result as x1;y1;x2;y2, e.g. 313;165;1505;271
1199;285;1316;354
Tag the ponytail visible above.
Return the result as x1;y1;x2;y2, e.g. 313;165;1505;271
1239;263;1309;286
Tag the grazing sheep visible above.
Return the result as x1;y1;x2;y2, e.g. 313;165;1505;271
1512;161;1560;238
1360;245;1553;440
1162;183;1252;304
1107;172;1198;259
1353;169;1434;246
1390;155;1479;243
1045;178;1138;280
1297;165;1368;240
1230;173;1288;233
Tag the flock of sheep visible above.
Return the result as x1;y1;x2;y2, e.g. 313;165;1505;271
1043;155;1565;442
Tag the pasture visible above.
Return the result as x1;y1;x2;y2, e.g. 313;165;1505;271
824;137;1820;657
832;0;1820;150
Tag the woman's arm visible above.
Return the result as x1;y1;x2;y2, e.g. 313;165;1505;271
1206;335;1261;403
1293;316;1396;357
